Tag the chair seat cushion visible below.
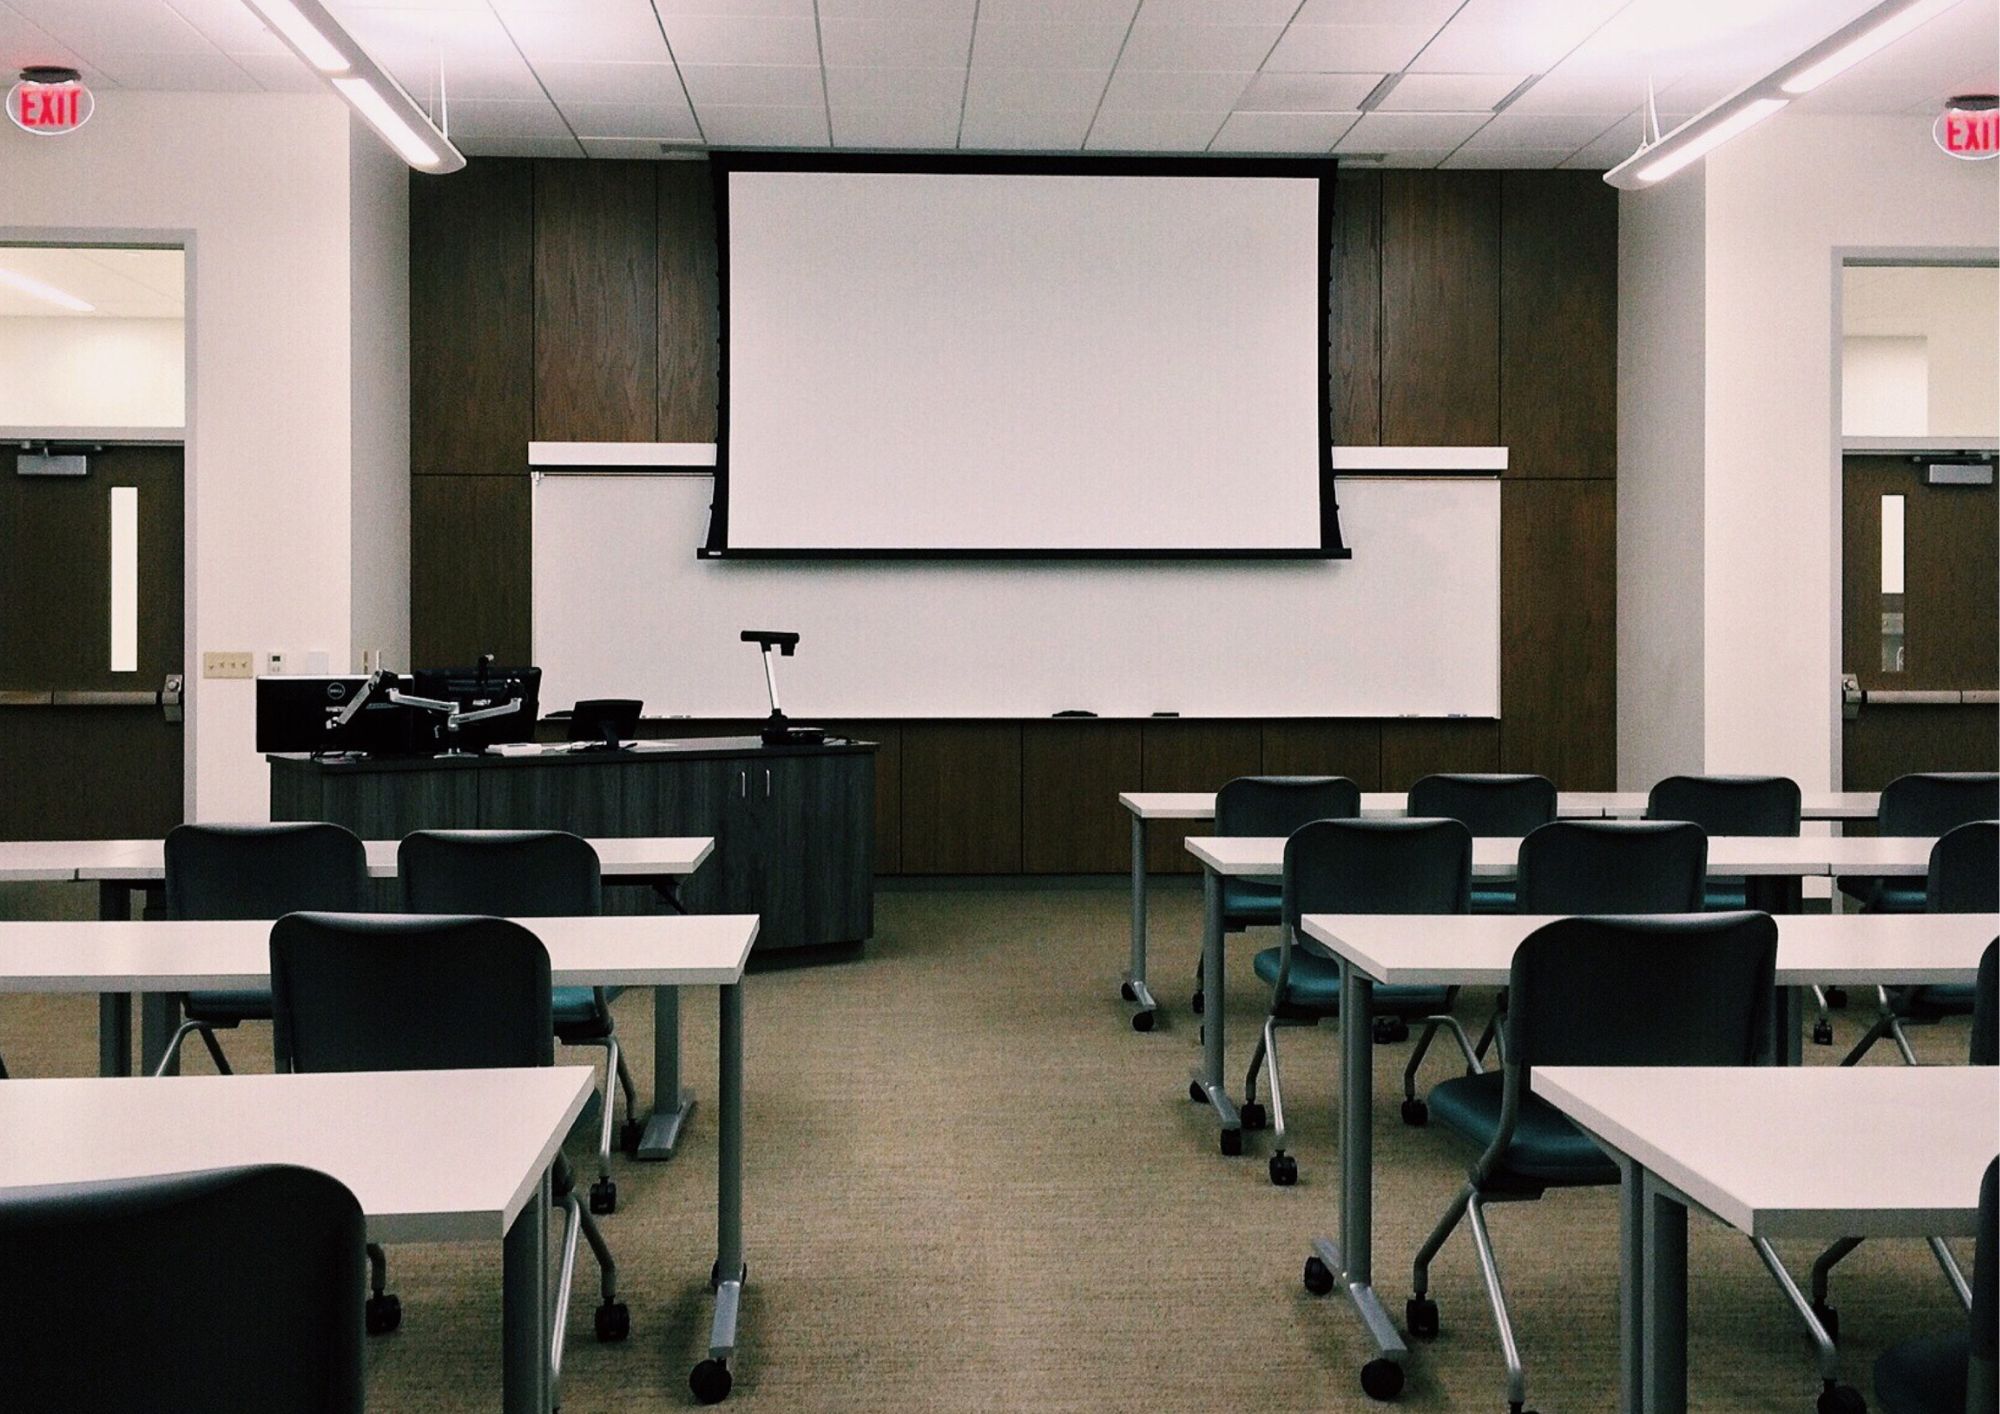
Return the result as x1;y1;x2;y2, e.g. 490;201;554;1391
1838;877;1928;913
1428;1071;1619;1188
182;989;272;1025
1704;880;1749;910
1470;885;1517;915
1251;949;1449;1016
1873;1333;1966;1414
1902;982;1975;1018
1222;878;1282;927
552;985;621;1040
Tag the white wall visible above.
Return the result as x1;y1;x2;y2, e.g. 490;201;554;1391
0;92;409;820
1843;265;1999;437
0;315;185;427
1701;113;1998;788
1616;169;1707;789
1840;335;1929;435
348;114;410;672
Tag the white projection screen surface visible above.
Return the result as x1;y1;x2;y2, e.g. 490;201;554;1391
713;159;1337;556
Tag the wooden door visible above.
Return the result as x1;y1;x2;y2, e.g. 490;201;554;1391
0;446;185;839
1841;455;1999;789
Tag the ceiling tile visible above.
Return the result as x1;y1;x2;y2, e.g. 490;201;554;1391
972;21;1128;69
1117;23;1284;72
956;104;1093;148
823;65;967;108
1440;145;1580;168
559;98;703;138
1457;110;1617;149
1211;109;1358;152
456;133;586;158
964;66;1109;110
89;48;258;91
1411;0;1630;74
1336;110;1489;149
1507;67;1664;116
976;0;1137;23
1563;107;1641;167
677;63;824;107
577;136;699;157
650;0;814;15
1085;106;1226;150
831;102;962;148
232;51;323;92
445;96;573;138
6;0;217;55
1376;72;1526;112
700;102;830;145
1100;68;1251;110
1292;0;1460;24
1264;24;1444;74
818;0;974;19
0;10;87;72
167;0;291;56
820;17;972;66
1237;71;1380;112
1138;0;1301;21
660;14;820;65
534;61;688;105
502;6;672;62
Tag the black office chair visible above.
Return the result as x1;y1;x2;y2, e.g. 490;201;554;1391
157;822;369;1075
0;1164;364;1413
1813;938;1999;1346
1873;1156;1998;1414
567;698;642;747
1408;774;1556;913
270;911;629;1392
1194;776;1360;1016
399;828;636;1215
1406;912;1777;1414
1239;818;1471;1186
1846;821;2000;1066
1840;772;2000;913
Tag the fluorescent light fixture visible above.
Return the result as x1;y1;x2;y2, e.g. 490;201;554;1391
237;0;464;174
1633;97;1787;183
0;266;93;312
1605;0;1963;189
1781;0;1961;94
243;0;349;74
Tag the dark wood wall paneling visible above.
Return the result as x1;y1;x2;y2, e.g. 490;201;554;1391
410;162;1620;872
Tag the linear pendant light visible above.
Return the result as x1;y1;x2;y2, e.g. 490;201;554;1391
1605;0;1964;189
241;0;464;174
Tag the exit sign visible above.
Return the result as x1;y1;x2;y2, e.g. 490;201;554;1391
1934;99;1999;160
6;68;92;135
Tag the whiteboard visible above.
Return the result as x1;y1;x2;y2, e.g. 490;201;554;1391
531;474;1500;719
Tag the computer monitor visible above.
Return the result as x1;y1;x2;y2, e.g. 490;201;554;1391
566;698;643;747
255;675;418;755
411;665;541;751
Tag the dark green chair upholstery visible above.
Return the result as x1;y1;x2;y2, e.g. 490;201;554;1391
1873;1157;1997;1414
1408;774;1556;914
1840;773;2000;913
1647;774;1801;910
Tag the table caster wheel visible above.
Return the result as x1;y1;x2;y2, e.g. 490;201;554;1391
1406;1296;1439;1339
690;1358;733;1404
1817;1382;1864;1414
1812;1019;1834;1046
1373;1016;1410;1044
1191;990;1205;1015
1811;1299;1840;1344
619;1118;644;1155
1303;1256;1335;1296
1826;987;1848;1009
594;1300;630;1342
1401;1098;1429;1127
1132;1010;1155;1033
1189;1080;1207;1104
365;1292;401;1335
589;1177;617;1215
1359;1356;1404;1400
1220;1127;1243;1157
1269;1152;1297;1186
1240;1101;1267;1131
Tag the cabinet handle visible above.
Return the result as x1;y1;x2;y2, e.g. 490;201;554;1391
764;769;771;798
739;770;747;798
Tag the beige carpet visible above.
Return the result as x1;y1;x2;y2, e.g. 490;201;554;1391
0;881;1976;1412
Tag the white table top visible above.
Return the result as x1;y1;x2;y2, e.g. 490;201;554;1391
1533;1065;1998;1239
0;840;125;882
1119;790;1879;823
0;1068;594;1242
0;913;760;991
1299;911;1998;988
57;835;715;883
1185;834;1936;880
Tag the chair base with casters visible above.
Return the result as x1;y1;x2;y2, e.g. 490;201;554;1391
1842;984;1976;1067
555;987;642;1215
152;989;272;1076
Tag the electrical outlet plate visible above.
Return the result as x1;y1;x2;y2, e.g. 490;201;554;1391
203;651;253;679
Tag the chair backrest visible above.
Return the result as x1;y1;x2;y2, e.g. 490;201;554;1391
1927;821;2000;915
0;1164;364;1413
1974;938;1998;1067
1516;820;1708;915
270;912;553;1074
1646;775;1801;837
1973;1159;1998;1389
398;829;602;917
1879;772;2000;837
1505;912;1776;1069
567;698;642;743
164;822;368;921
1407;774;1556;837
1281;818;1472;929
1215;776;1359;838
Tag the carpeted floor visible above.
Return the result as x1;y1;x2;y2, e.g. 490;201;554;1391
0;880;1976;1412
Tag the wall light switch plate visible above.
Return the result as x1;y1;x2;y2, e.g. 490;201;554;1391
262;651;285;676
203;651;253;679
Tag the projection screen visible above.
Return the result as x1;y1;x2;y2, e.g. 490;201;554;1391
707;155;1342;558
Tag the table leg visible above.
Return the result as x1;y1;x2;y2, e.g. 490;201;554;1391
636;985;696;1160
1641;1170;1688;1414
1187;866;1240;1148
693;980;745;1401
97;993;131;1078
1306;965;1407;1396
1618;1156;1645;1414
1121;815;1158;1029
502;1169;553;1414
